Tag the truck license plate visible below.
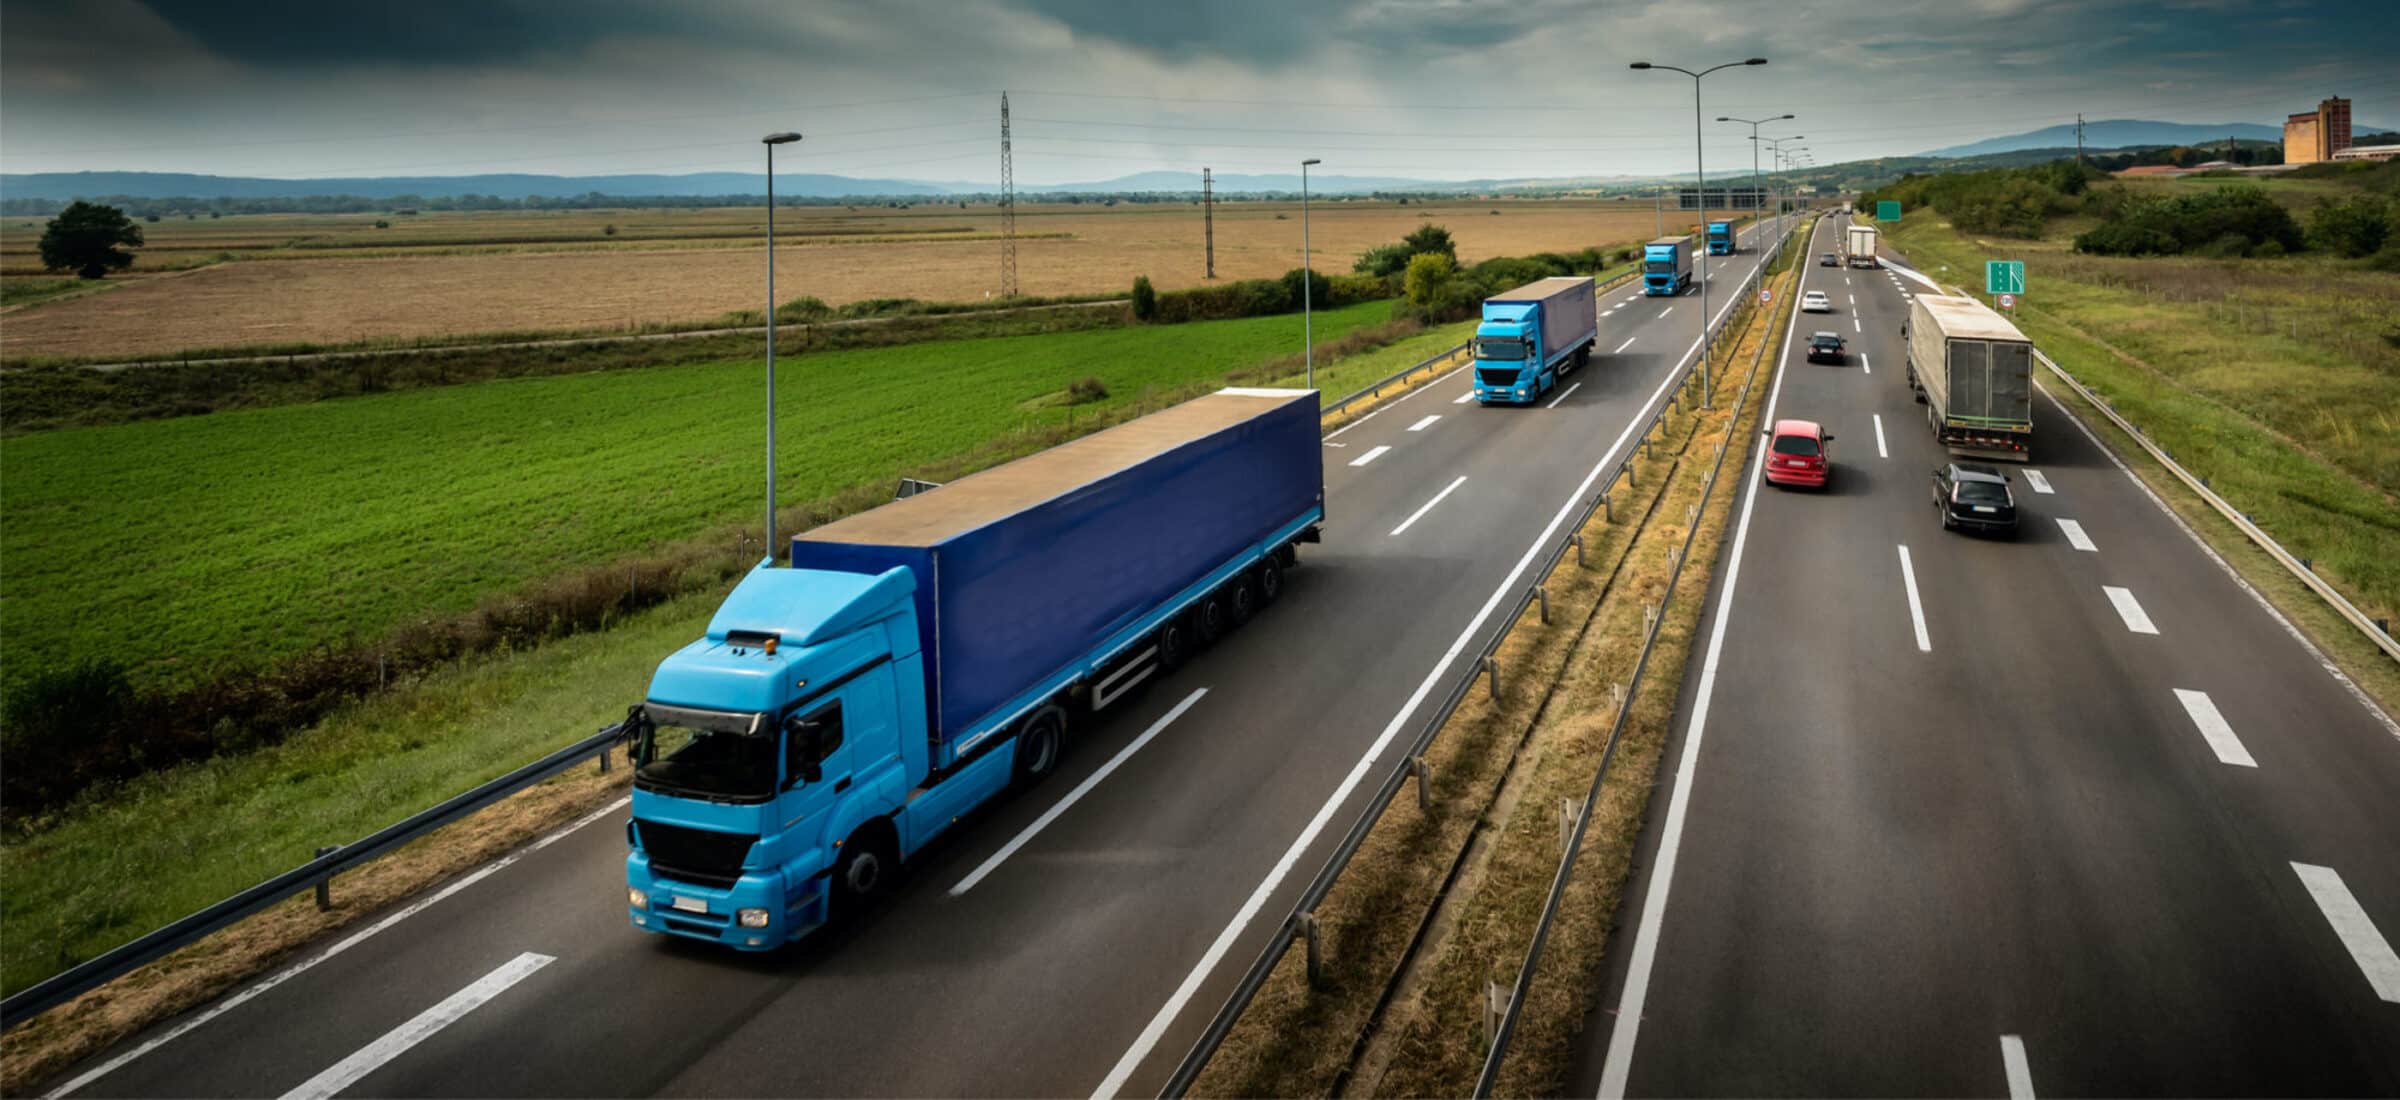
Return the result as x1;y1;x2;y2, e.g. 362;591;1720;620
1973;506;1997;513
670;896;708;914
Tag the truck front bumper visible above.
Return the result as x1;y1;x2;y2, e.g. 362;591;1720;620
627;853;827;949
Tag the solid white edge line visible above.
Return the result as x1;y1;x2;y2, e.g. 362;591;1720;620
2103;585;2159;635
1598;215;1820;1100
1614;336;1637;354
1389;475;1470;538
1348;445;1391;468
47;796;630;1098
1099;232;1761;1100
2291;862;2400;1002
1546;382;1583;410
2057;518;2096;552
1873;414;1889;459
949;688;1208;896
2037;383;2400;742
2001;1034;2036;1100
278;952;554;1100
2172;688;2256;768
1407;414;1441;432
2024;469;2054;494
1898;544;1933;652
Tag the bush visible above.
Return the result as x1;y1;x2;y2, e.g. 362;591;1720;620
2074;185;2303;257
603;223;619;237
2367;238;2400;272
1327;272;1389;306
1402;223;1456;261
1065;376;1109;403
2307;194;2392;258
1;659;145;812
374;219;391;229
1401;252;1481;323
1131;275;1158;321
775;296;833;322
1354;243;1415;277
1282;267;1333;312
2199;232;2252;259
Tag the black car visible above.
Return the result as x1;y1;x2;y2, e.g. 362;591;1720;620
1805;332;1846;363
1819;252;1839;267
1932;462;2019;536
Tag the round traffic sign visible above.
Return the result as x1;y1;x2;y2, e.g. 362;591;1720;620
1759;289;1771;304
1999;292;2016;309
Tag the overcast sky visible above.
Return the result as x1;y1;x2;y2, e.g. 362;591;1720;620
3;0;2393;185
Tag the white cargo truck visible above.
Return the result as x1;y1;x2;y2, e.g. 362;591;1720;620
1845;224;1880;268
1905;294;2034;462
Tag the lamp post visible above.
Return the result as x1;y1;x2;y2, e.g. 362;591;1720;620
761;130;800;564
1763;135;1805;235
1631;57;1764;408
1301;157;1323;390
1718;113;1793;243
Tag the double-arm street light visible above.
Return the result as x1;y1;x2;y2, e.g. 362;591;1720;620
1301;157;1323;390
761;130;800;562
1631;57;1764;408
1719;113;1794;240
1762;134;1805;233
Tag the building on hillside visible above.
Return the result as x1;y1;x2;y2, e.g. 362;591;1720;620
2283;97;2353;164
1676;185;1767;210
2332;143;2400;162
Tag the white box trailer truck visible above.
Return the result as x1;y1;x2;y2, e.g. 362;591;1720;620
1845;224;1880;268
1906;294;2034;462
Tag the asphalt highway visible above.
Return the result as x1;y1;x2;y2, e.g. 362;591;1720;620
49;221;1796;1099
1573;216;2400;1097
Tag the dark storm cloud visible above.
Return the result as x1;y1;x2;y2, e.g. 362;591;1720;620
1013;0;1577;65
133;0;765;66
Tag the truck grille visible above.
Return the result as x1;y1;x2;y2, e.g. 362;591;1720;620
635;820;754;888
1477;367;1521;387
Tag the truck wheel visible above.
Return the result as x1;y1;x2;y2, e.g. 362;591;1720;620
832;823;898;920
1257;555;1285;606
1012;705;1068;785
1229;570;1260;626
1157;616;1193;672
1197;591;1230;645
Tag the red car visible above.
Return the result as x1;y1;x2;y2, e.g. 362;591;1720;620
1764;418;1834;488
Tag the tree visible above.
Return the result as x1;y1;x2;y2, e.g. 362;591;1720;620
1131;275;1158;321
1402;223;1456;261
2307;195;2392;258
39;201;144;279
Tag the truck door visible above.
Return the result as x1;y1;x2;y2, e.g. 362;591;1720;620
777;698;852;851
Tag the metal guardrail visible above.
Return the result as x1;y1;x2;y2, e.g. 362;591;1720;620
0;722;630;1030
2032;348;2400;663
1472;221;1811;1097
1159;222;1805;1098
1317;269;1643;425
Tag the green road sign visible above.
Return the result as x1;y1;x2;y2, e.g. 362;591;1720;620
1876;200;1901;222
1986;260;2025;295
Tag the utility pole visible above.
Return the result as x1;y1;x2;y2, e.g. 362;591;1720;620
1203;167;1215;279
1000;92;1017;298
2076;113;2086;167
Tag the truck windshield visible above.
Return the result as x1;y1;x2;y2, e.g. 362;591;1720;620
1475;337;1528;361
636;713;777;802
1644;256;1676;274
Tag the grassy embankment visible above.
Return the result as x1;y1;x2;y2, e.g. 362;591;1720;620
1879;210;2400;703
1194;234;1804;1097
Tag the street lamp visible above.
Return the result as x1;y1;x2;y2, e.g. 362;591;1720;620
1719;113;1793;242
1762;135;1805;233
1301;157;1323;390
1631;57;1765;408
761;130;800;563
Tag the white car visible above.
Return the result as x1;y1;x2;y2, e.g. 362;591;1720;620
1801;290;1833;313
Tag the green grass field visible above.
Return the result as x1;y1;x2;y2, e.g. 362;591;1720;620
1883;212;2399;628
0;299;1396;694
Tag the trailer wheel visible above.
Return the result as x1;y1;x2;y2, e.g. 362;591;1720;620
1257;554;1285;606
1229;569;1261;626
832;822;898;919
1157;616;1193;672
1012;705;1068;786
1197;591;1230;645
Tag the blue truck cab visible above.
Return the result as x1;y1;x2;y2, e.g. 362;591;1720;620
1643;235;1694;296
1706;221;1734;255
1471;277;1598;405
625;388;1325;949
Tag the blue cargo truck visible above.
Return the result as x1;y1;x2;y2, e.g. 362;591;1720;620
624;388;1324;948
1643;235;1694;296
1472;276;1598;405
1706;220;1734;255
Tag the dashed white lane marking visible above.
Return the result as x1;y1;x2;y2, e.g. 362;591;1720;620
1852;317;1862;333
2057;518;2096;552
2104;585;2159;634
1389;475;1469;537
1859;352;1871;374
2024;469;2054;494
2173;689;2256;768
1614;336;1638;353
2001;1035;2036;1100
1547;382;1583;409
1873;414;1888;458
1454;391;1475;404
1898;544;1933;652
1349;445;1391;467
2292;862;2400;1002
1658;306;1674;318
1407;414;1441;432
278;952;555;1100
951;688;1208;895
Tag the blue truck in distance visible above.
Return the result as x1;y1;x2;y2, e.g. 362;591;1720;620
1472;276;1598;405
624;388;1323;948
1644;235;1694;296
1706;220;1734;255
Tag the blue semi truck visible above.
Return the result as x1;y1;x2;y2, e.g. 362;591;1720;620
1643;236;1694;296
1706;221;1734;255
1472;276;1598;405
624;388;1324;948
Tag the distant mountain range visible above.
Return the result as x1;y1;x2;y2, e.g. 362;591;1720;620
1923;118;2394;158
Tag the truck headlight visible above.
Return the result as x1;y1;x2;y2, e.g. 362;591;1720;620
738;908;770;928
628;888;648;910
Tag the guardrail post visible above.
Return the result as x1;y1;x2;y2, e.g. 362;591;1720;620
1559;796;1577;850
1482;656;1500;702
1612;681;1627;714
314;846;338;911
1624;461;1635;489
1484;980;1512;1050
1601;492;1612;524
1573;531;1587;567
1411;755;1434;813
1299;910;1323;987
1644;603;1659;636
1535;583;1550;625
